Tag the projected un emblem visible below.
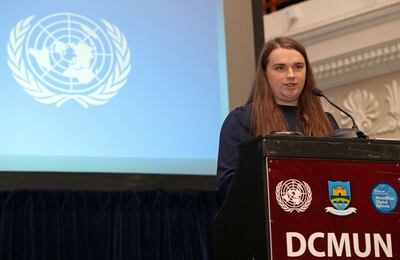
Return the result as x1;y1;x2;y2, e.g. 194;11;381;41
7;13;131;108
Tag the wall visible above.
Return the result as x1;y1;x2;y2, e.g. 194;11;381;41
224;0;256;109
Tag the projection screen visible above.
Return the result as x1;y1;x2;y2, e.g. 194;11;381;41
0;0;229;175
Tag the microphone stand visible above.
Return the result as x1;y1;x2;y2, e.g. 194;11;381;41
313;88;368;139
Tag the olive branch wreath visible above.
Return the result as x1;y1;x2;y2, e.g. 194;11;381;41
275;180;312;213
7;16;131;108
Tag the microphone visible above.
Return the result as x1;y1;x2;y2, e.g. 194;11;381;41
313;88;368;139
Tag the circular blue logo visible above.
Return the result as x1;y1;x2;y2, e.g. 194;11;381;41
371;183;398;213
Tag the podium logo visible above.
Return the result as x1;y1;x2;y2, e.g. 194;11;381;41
7;13;131;108
371;183;398;213
325;181;357;216
275;179;312;213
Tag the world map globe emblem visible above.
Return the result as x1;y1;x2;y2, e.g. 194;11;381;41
8;13;131;108
275;179;312;213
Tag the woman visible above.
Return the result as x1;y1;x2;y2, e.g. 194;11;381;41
216;37;338;204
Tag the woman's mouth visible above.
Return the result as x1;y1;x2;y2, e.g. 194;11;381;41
284;83;297;88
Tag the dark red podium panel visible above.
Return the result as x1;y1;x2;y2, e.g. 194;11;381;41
267;158;400;259
213;136;400;260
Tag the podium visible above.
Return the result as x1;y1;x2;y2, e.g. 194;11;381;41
213;136;400;259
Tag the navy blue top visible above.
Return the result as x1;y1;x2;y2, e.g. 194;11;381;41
216;104;339;204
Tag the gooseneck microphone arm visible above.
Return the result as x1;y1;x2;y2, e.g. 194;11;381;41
313;88;357;130
313;88;368;139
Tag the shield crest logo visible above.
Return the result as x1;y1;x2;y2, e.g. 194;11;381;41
328;181;351;211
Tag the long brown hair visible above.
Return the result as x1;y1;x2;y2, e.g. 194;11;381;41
247;37;333;137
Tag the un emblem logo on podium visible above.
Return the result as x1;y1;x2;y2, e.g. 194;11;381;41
275;179;313;213
7;13;131;108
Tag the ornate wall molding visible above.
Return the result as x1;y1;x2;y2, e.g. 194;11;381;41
289;1;400;45
332;80;400;137
369;80;400;135
312;38;400;89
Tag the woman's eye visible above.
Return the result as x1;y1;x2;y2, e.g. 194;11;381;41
275;65;286;71
295;64;305;70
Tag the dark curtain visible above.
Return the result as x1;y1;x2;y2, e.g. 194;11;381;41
0;189;218;260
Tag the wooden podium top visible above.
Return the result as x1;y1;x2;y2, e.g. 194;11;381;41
241;135;400;161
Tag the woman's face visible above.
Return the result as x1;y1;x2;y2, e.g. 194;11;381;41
266;48;306;106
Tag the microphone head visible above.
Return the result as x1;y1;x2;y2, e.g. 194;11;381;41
312;88;324;97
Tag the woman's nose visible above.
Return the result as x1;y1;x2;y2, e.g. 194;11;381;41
286;67;295;78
